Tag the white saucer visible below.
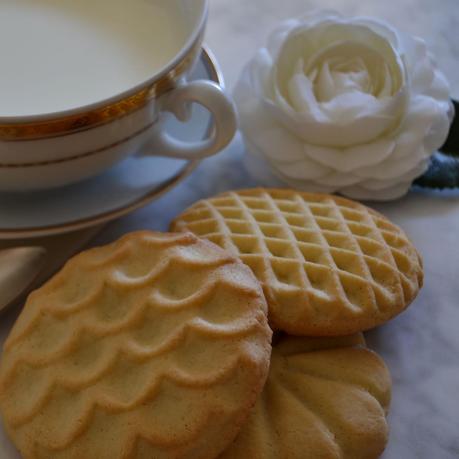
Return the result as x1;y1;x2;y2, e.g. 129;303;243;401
0;48;223;240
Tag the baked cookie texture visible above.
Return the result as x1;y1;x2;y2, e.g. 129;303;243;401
219;334;392;459
0;231;272;459
171;188;423;336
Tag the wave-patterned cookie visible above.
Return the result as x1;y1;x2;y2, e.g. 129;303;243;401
220;334;392;459
171;188;423;335
0;231;272;459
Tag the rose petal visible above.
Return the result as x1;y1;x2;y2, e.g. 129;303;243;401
263;21;410;147
313;171;362;187
285;69;329;121
394;32;439;96
320;91;387;120
354;148;428;180
357;160;428;190
265;87;407;147
390;95;451;160
243;141;291;188
269;158;331;180
267;19;303;58
305;39;399;100
377;62;394;97
352;17;401;50
428;69;453;104
239;98;320;166
404;38;435;94
235;79;331;179
341;182;412;201
247;50;275;98
424;109;452;153
275;168;337;193
301;139;395;172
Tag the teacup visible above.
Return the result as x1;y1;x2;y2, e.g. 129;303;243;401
0;0;236;192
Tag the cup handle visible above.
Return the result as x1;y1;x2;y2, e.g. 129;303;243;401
147;80;237;160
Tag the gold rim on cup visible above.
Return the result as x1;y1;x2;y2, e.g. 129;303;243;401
0;35;203;142
0;46;223;240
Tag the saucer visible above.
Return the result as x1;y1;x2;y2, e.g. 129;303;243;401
0;47;223;240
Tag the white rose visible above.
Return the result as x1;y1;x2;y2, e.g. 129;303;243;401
234;10;454;200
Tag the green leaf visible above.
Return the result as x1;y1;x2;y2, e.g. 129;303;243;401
439;99;459;158
413;99;459;189
414;152;459;189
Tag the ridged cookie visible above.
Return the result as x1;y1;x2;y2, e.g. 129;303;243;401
171;188;423;335
0;231;272;459
220;334;392;459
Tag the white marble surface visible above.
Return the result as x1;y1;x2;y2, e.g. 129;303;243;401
1;0;459;457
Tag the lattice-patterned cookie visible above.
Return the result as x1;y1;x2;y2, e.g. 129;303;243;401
219;334;392;459
0;231;272;459
171;188;423;336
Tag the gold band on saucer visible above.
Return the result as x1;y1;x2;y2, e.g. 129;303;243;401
0;121;155;168
0;39;202;142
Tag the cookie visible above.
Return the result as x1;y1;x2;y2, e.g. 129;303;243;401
0;231;272;459
171;188;423;336
219;334;392;459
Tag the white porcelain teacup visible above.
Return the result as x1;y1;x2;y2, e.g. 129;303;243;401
0;0;236;192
